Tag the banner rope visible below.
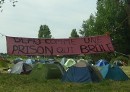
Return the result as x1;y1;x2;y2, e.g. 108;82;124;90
0;32;6;37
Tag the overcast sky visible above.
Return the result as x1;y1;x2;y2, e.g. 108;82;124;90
0;0;97;53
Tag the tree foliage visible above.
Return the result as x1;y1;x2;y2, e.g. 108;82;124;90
70;29;79;38
0;0;18;12
79;14;96;36
38;25;52;38
79;0;130;54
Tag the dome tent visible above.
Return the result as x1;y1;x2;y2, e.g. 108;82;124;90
10;61;32;74
96;59;109;67
64;59;76;68
62;59;103;83
100;64;129;81
113;60;123;66
29;62;65;82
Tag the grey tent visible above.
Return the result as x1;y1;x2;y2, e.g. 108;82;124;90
10;61;32;74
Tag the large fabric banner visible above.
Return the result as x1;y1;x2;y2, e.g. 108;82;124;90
6;35;114;56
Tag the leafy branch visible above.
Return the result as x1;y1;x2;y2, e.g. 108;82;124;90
0;0;18;12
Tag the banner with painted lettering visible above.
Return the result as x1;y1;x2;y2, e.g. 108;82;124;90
6;35;114;56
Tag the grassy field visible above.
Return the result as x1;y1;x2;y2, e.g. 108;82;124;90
0;66;130;92
121;66;130;77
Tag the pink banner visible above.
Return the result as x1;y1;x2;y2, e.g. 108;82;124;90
6;35;114;56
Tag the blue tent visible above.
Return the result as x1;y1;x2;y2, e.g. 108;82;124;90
62;65;103;83
96;59;109;67
100;64;129;81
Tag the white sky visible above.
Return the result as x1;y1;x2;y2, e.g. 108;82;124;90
0;0;97;53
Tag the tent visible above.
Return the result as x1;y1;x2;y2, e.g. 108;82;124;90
60;57;67;65
25;58;36;67
100;64;129;81
13;58;23;64
29;62;65;82
64;59;76;68
25;58;33;65
10;61;32;74
113;60;123;66
62;59;103;83
39;59;55;64
96;59;109;67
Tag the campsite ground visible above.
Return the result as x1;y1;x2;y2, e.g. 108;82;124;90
121;66;130;77
0;66;130;92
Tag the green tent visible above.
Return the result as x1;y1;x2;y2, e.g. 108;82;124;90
30;63;65;82
64;59;76;68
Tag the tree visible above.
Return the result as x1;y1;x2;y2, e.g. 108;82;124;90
70;29;79;38
38;25;52;38
95;0;130;54
79;14;96;37
79;0;130;54
125;0;130;27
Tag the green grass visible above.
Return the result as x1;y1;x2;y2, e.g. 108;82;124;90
121;66;130;77
0;66;130;92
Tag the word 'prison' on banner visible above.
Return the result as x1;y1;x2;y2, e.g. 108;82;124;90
6;35;114;56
